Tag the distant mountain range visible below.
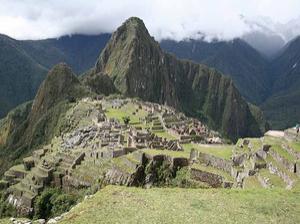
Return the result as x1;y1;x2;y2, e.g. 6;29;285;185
0;20;299;130
0;33;110;117
160;38;270;104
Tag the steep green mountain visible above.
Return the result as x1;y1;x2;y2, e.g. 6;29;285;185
0;34;48;118
160;38;271;104
85;17;266;141
0;34;110;119
262;37;300;129
0;63;90;175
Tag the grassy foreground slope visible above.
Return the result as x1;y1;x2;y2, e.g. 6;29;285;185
60;186;300;224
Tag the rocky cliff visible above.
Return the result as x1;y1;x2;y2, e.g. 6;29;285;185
86;17;265;141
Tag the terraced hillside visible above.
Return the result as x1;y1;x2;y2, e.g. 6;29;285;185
0;97;223;214
0;97;299;221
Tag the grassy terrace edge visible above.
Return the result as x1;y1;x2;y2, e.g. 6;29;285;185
58;185;300;224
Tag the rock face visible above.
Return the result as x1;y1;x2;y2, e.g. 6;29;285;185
86;17;265;141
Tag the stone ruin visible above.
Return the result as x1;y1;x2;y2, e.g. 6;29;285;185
0;98;233;216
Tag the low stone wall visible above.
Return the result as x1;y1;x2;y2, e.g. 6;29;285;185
257;174;270;188
282;144;300;160
124;147;138;154
52;172;63;188
232;153;248;166
62;175;91;191
23;157;35;171
171;157;189;170
296;162;300;177
268;163;293;188
104;167;134;186
123;158;139;170
71;153;85;169
190;168;223;188
198;152;232;175
101;149;126;159
269;148;295;173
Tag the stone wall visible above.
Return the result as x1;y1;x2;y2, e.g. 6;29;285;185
198;152;232;175
7;194;34;216
104;167;134;186
190;168;223;188
62;175;91;191
268;163;294;188
282;144;300;160
269;148;295;173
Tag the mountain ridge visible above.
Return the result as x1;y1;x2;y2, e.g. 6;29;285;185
160;38;271;104
86;17;266;141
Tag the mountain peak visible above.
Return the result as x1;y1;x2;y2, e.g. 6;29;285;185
111;16;152;44
123;17;146;28
30;63;84;121
89;18;266;141
95;16;157;78
119;17;148;34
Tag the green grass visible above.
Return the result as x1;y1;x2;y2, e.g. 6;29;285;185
152;130;177;140
270;145;295;162
259;169;286;188
288;142;300;153
264;155;298;182
183;143;233;160
105;102;148;125
248;138;263;151
243;176;263;189
9;164;27;173
144;149;189;159
112;157;137;174
263;136;296;162
60;185;300;224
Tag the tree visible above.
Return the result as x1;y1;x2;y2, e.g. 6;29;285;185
122;116;130;125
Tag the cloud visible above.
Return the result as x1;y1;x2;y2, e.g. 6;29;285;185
0;0;300;41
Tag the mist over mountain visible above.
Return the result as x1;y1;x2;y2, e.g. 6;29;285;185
241;16;300;57
262;36;300;129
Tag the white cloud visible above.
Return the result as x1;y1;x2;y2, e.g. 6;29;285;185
0;0;300;41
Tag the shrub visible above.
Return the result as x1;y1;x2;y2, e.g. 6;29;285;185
51;194;77;215
34;188;80;219
122;116;130;125
171;167;210;189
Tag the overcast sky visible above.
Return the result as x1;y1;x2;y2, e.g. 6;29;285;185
0;0;300;41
